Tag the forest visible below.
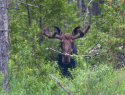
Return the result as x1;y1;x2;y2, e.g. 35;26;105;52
0;0;125;95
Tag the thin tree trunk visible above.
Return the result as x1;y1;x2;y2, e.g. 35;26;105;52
92;0;104;16
39;0;43;45
0;0;9;92
88;6;91;25
77;0;84;17
82;0;84;14
92;1;98;16
26;0;31;27
123;2;125;32
99;0;104;14
39;0;42;29
68;0;72;3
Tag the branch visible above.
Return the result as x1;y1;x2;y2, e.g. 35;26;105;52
83;0;93;26
82;0;93;46
49;74;74;95
88;38;102;53
46;47;99;58
18;0;38;8
92;52;101;57
0;29;11;32
7;7;20;10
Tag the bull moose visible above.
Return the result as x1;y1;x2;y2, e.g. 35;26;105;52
43;24;90;76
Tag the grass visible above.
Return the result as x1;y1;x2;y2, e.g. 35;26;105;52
1;62;125;95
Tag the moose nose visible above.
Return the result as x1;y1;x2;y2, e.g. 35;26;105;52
62;55;71;64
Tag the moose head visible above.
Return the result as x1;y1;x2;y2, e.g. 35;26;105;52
43;24;90;64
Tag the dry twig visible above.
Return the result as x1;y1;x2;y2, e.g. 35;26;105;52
49;74;74;95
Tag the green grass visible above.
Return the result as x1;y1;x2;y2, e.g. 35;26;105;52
4;62;125;95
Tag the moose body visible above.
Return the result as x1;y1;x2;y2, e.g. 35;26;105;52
43;25;90;76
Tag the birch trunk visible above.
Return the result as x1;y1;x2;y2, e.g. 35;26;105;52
0;0;9;92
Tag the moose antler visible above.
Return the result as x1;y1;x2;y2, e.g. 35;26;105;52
72;26;81;36
43;27;52;38
72;24;90;40
43;25;90;40
43;27;62;39
83;24;91;35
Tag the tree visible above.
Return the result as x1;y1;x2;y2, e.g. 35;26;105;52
0;0;9;92
77;0;84;17
92;0;104;16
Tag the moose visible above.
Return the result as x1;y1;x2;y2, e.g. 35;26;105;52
43;24;90;76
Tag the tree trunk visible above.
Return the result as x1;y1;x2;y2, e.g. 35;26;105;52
77;0;84;17
39;0;43;45
92;0;104;16
0;0;9;92
68;0;72;3
92;1;99;16
26;0;31;27
39;0;42;29
88;6;91;25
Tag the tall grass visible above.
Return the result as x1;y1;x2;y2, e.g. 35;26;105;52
5;60;125;95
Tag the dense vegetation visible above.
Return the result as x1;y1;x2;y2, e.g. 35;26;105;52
0;0;125;94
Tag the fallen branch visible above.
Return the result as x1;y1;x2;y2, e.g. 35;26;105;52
49;74;74;95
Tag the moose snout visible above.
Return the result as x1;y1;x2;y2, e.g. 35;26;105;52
62;55;71;64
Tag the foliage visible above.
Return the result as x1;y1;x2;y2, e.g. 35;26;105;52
4;0;125;95
89;0;125;66
0;72;5;93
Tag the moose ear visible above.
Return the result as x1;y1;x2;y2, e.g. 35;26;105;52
53;26;62;35
72;26;81;36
